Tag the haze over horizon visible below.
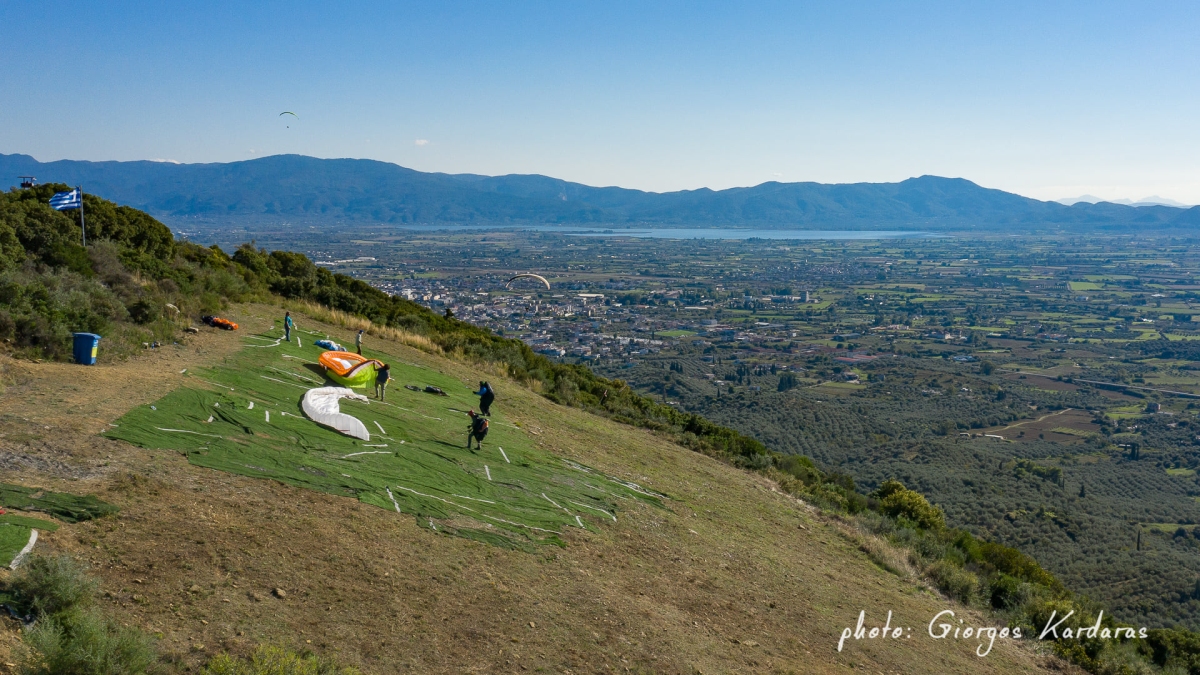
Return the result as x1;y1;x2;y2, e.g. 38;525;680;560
3;1;1199;204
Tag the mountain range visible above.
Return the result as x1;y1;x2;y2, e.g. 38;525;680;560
3;152;1199;232
1056;194;1193;208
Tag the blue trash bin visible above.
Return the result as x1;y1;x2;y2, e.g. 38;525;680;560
72;333;101;365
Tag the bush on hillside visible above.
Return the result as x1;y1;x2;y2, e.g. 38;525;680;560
8;554;159;674
11;554;98;617
18;607;158;675
1142;628;1200;673
0;266;130;358
976;540;1065;595
203;645;359;675
872;480;945;530
927;559;978;605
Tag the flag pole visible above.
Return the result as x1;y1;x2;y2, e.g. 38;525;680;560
78;185;86;247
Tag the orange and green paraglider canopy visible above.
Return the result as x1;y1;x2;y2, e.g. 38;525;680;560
319;351;382;389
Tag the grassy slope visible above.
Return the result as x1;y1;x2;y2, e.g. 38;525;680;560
0;304;1068;674
103;322;664;551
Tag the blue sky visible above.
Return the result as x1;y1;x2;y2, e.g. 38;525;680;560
3;1;1199;202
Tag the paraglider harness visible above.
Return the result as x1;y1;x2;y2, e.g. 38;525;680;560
467;410;489;449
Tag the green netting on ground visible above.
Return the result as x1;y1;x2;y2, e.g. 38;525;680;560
0;514;60;531
105;327;664;550
0;484;119;523
0;514;58;567
0;526;30;567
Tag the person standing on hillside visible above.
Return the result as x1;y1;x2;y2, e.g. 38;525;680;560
356;329;364;355
284;312;294;342
375;362;391;400
474;381;495;416
466;409;489;451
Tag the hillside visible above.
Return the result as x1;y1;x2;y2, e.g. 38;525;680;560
4;153;1199;231
0;305;1066;673
6;185;1199;673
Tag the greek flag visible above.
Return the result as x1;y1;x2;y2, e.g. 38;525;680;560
49;188;82;210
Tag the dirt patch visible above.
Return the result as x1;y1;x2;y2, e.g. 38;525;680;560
982;408;1101;443
1004;372;1079;392
0;308;266;488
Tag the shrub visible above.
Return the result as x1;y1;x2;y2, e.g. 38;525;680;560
18;608;158;675
44;242;92;277
976;541;1064;595
126;299;158;325
738;453;771;471
872;480;946;530
203;645;359;675
1142;628;1200;673
987;573;1026;610
824;471;856;492
550;375;579;405
11;554;98;617
928;559;978;605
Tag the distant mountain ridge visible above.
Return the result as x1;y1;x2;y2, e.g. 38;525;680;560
3;153;1199;231
1056;194;1193;208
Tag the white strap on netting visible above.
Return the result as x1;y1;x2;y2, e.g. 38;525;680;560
155;427;223;439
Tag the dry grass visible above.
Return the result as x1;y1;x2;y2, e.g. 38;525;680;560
281;299;442;354
829;515;919;582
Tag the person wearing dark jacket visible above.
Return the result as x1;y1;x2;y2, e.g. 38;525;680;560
474;381;495;416
375;363;391;400
466;410;489;450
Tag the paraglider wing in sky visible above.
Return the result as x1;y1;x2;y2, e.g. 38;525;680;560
279;111;299;119
506;273;550;290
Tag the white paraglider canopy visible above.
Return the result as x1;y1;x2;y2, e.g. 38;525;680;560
506;273;550;290
302;387;370;440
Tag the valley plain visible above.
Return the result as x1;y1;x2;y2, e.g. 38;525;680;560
272;228;1200;631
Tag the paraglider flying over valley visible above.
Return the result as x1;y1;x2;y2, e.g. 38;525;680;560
506;273;550;290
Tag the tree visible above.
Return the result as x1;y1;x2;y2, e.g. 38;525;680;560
777;372;799;392
872;480;945;530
